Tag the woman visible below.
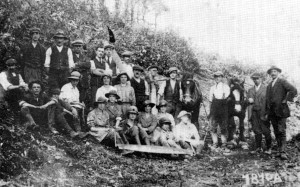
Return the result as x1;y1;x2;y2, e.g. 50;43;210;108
157;100;175;128
105;90;123;127
95;72;117;102
138;100;157;145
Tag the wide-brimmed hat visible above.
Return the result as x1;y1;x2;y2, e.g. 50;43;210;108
127;106;139;115
105;90;120;100
94;96;107;105
122;51;133;57
68;71;81;80
49;88;61;95
250;73;261;79
177;111;192;119
30;27;41;34
5;58;17;66
157;100;168;109
213;71;224;77
117;71;130;81
133;65;144;72
148;65;159;71
167;67;178;75
53;30;68;39
158;117;172;127
71;39;84;46
143;100;155;108
267;66;282;74
104;44;115;50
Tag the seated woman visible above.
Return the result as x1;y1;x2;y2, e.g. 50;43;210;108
87;96;122;145
105;90;123;127
138;100;157;145
151;117;181;149
95;71;117;102
117;106;141;145
174;111;201;155
157;100;175;128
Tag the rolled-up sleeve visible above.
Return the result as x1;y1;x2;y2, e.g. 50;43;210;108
145;80;149;96
0;72;11;91
44;48;52;68
209;86;214;102
157;80;166;96
90;60;95;70
67;48;75;68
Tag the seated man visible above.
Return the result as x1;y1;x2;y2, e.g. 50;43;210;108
117;106;141;145
174;111;201;155
60;71;86;130
157;100;175;128
49;88;81;138
138;100;157;145
0;59;28;115
151;117;181;149
19;81;56;131
87;96;122;145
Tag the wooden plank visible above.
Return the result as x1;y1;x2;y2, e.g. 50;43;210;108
116;144;193;155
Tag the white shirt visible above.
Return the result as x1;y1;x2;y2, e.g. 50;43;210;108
59;83;80;103
209;82;230;102
32;42;37;48
95;85;117;101
272;77;279;87
255;83;262;92
44;46;74;68
0;72;26;91
173;121;200;146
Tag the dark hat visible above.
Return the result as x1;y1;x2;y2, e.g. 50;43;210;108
267;66;282;74
68;71;81;80
5;58;17;66
117;71;130;81
158;117;172;127
71;39;84;46
133;65;144;72
177;111;192;119
148;65;159;71
53;30;68;39
143;100;155;108
157;100;168;109
104;44;115;50
49;88;61;95
167;67;178;76
213;71;224;77
105;90;120;100
122;51;133;57
250;73;261;79
30;27;41;34
127;106;139;115
94;96;107;105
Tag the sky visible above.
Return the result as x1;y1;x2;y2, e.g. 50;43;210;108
106;0;300;81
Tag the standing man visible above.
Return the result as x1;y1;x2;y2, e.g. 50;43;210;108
104;44;119;85
247;73;272;154
0;33;20;72
44;30;74;89
265;66;297;160
120;51;134;78
130;65;149;112
20;27;46;83
71;39;91;107
158;67;182;117
208;71;230;152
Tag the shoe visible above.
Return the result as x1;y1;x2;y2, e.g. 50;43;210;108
280;153;288;160
70;131;79;138
264;148;272;155
49;127;59;134
120;149;134;155
250;148;263;154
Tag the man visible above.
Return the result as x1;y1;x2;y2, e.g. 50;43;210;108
120;51;134;78
208;71;230;152
104;44;119;85
48;88;81;137
60;71;85;131
0;33;20;72
20;27;46;83
158;67;182;117
130;65;149;112
19;81;56;131
71;39;91;107
44;30;74;89
265;66;297;160
114;71;136;115
0;59;28;113
247;73;272;154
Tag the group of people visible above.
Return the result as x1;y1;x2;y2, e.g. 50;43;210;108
0;28;202;155
0;27;298;159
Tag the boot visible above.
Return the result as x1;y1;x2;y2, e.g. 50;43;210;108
211;132;218;146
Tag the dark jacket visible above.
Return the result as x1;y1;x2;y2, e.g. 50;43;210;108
21;42;46;68
247;84;267;120
266;78;297;118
